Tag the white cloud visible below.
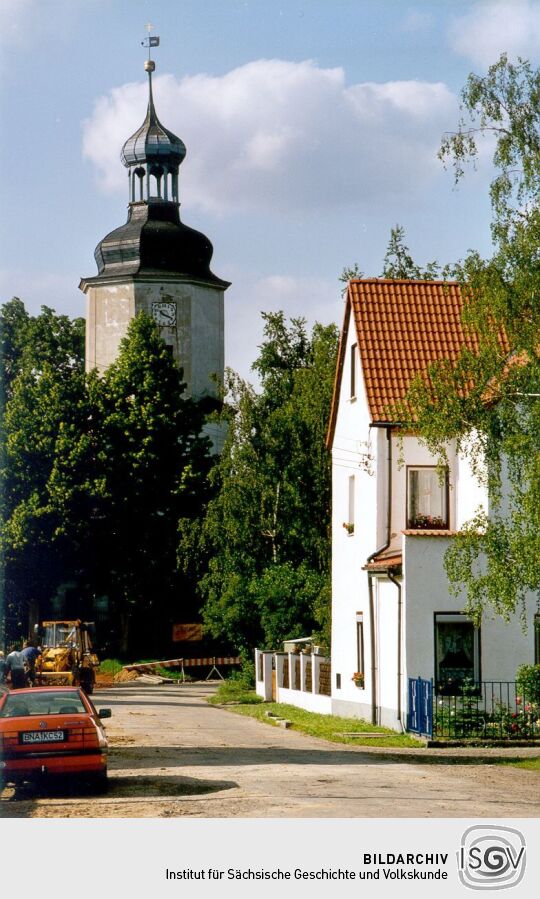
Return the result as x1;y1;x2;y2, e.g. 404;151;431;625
82;59;457;216
449;0;540;67
224;271;342;382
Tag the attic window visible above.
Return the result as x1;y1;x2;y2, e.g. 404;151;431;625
350;343;357;398
407;466;448;529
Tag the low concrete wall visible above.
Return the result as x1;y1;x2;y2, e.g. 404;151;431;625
255;649;332;714
278;686;332;714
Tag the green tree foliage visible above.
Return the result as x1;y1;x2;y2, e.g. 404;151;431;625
381;225;441;280
0;301;85;638
340;225;442;289
199;313;338;653
397;54;540;623
1;305;212;651
439;53;540;244
90;314;213;651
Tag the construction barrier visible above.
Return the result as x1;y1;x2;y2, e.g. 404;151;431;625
124;656;241;680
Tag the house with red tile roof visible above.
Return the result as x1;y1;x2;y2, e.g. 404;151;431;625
327;279;538;731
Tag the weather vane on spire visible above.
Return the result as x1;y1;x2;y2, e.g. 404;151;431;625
141;22;160;72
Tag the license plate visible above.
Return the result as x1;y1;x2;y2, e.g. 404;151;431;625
20;730;66;744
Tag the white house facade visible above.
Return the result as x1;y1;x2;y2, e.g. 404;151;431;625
327;279;539;731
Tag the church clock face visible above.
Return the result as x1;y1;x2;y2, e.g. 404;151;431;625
152;301;176;326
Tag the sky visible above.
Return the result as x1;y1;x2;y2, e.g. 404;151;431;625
2;0;540;380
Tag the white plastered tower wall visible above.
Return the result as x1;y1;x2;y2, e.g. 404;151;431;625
84;278;224;392
82;277;226;452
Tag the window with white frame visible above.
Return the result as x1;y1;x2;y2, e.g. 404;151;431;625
345;474;355;535
434;613;480;693
350;343;357;398
407;466;448;529
356;612;364;676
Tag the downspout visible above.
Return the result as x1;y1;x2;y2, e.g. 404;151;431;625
387;569;403;732
366;426;393;564
366;425;392;727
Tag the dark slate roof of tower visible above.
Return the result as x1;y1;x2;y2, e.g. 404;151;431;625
120;75;186;168
92;202;229;288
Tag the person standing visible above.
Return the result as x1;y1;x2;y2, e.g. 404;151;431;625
22;641;41;687
5;645;26;689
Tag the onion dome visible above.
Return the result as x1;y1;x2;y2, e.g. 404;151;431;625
86;57;229;289
121;61;186;168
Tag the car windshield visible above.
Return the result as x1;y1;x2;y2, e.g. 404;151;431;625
0;692;87;717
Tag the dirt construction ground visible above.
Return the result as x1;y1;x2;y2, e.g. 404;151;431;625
2;682;540;818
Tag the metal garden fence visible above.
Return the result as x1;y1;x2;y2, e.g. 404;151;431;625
433;680;540;739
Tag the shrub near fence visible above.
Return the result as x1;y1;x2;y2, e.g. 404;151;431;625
434;680;540;739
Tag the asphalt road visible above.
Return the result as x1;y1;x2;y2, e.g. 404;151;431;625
2;682;539;818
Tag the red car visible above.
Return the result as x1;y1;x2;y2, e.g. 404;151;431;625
0;686;110;790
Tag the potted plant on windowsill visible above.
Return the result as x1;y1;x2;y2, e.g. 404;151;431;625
352;672;364;688
407;514;446;530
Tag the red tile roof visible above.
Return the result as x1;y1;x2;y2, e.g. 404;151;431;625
402;529;457;537
327;279;479;442
363;552;402;571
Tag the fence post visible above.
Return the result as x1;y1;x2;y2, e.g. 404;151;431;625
312;653;320;694
275;653;284;697
300;652;307;692
288;652;294;689
255;651;273;701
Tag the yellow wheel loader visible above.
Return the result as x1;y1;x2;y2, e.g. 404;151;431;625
34;620;99;694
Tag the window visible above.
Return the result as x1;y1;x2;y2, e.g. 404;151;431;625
535;614;540;664
407;466;448;529
356;613;364;675
434;613;480;693
336;673;341;689
350;343;357;398
347;475;355;535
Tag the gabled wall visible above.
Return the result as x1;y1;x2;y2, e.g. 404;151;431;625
330;302;377;718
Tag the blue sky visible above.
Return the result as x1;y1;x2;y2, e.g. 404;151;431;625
2;0;540;378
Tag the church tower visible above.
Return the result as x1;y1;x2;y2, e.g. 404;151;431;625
80;45;229;449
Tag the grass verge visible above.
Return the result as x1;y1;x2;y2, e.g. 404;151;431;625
211;693;423;747
502;757;540;771
207;680;263;705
